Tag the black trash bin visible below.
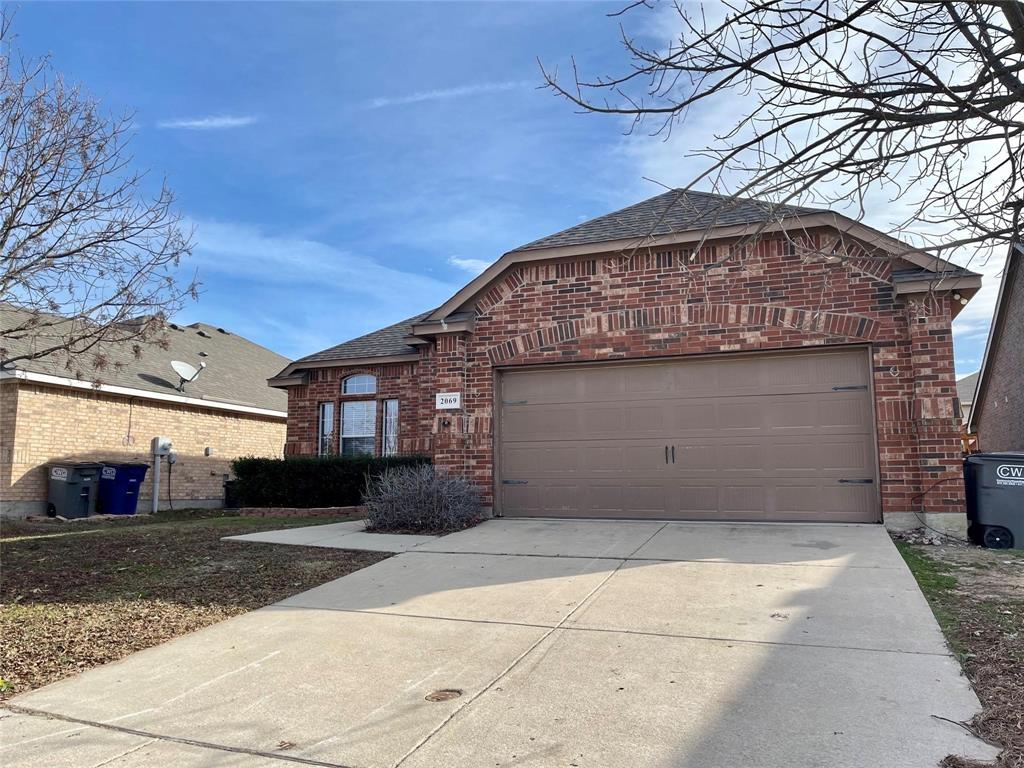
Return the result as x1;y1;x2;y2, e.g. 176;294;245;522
964;452;1024;549
46;462;104;519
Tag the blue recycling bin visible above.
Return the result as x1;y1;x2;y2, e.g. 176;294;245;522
97;463;149;515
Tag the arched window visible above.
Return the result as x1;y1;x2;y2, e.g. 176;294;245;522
343;374;376;395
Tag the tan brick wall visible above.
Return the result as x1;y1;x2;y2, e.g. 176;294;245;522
1;381;285;514
0;382;18;501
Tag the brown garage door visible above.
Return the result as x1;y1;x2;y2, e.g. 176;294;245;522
497;349;879;522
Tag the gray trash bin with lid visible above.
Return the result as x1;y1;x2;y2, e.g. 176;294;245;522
964;452;1024;549
46;462;104;518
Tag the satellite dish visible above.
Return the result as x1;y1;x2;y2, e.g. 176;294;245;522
171;360;207;392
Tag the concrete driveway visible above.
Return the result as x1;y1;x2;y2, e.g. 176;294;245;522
1;520;995;767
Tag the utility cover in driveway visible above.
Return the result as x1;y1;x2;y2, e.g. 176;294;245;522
498;348;879;522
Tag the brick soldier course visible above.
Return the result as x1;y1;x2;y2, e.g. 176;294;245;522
271;190;982;532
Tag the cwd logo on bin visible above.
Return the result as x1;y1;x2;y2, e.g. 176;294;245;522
102;467;117;480
50;467;68;481
996;464;1024;486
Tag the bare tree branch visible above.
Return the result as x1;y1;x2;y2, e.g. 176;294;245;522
0;12;197;369
542;0;1024;268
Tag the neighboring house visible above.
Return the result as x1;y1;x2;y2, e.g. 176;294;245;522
968;243;1024;451
956;371;980;453
270;190;981;532
956;371;979;426
1;304;289;518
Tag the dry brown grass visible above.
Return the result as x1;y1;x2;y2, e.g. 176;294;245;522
0;514;388;700
896;539;1024;768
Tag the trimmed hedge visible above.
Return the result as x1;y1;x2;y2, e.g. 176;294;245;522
231;454;431;509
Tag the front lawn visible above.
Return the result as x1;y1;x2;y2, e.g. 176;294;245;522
0;512;388;700
895;538;1024;768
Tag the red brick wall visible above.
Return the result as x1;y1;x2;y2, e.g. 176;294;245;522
284;227;966;519
283;351;434;457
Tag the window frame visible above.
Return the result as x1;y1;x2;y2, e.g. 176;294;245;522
340;398;376;457
382;398;399;456
317;402;335;456
342;374;377;395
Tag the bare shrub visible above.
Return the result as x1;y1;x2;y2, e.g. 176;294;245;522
363;464;481;534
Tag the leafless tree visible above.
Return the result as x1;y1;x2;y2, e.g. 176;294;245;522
0;13;196;369
542;1;1024;269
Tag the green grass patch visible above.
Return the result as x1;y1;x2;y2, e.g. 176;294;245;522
894;541;965;657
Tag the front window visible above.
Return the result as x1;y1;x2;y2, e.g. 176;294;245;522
341;400;376;456
382;399;399;456
317;402;335;455
343;374;376;395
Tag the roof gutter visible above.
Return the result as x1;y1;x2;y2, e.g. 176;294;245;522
969;242;1022;433
1;369;287;419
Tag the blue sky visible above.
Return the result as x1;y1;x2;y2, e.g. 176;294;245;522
12;2;997;374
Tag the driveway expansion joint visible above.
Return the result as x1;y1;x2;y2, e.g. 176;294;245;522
4;705;360;768
411;548;901;569
289;605;955;659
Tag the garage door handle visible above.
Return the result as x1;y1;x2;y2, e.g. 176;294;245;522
832;385;868;391
502;479;528;485
665;446;669;464
838;478;874;484
671;445;675;463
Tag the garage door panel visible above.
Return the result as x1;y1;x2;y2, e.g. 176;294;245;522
766;438;873;474
508;480;675;517
503;440;672;478
498;350;879;522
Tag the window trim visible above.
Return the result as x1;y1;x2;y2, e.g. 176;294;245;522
317;402;336;456
342;374;377;395
382;398;399;456
340;399;376;456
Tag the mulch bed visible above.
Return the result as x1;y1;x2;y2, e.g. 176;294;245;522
895;538;1024;768
0;515;388;700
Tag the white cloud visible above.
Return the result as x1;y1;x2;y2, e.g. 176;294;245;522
447;256;492;274
366;81;532;109
157;115;258;130
191;219;457;302
181;219;466;359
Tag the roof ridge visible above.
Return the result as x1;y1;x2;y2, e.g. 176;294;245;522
512;188;827;253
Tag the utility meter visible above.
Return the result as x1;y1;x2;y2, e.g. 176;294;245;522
151;436;173;456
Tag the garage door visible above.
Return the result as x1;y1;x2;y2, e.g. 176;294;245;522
496;349;879;522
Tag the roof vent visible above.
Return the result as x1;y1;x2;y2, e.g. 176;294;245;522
198;351;209;357
197;330;211;338
217;327;230;335
169;323;181;331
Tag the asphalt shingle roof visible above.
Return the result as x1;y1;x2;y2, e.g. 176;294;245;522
513;189;825;252
957;371;979;404
291;310;433;365
1;303;289;412
290;191;827;367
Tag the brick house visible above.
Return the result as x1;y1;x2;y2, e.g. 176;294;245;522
969;242;1023;451
270;191;982;532
1;305;288;517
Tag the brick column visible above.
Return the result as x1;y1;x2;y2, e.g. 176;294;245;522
906;293;967;529
432;332;469;475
